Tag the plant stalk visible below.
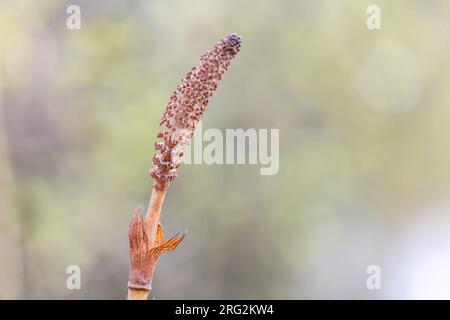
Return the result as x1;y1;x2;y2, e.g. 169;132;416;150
127;186;167;300
144;187;167;245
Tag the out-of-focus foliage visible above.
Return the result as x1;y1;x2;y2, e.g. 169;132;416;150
1;0;450;299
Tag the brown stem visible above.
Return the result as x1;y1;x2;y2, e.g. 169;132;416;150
127;288;150;300
127;185;185;300
144;187;166;245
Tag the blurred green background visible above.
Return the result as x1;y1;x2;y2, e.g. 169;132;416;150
1;0;450;299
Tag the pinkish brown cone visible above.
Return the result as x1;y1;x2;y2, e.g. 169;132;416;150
150;33;242;190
